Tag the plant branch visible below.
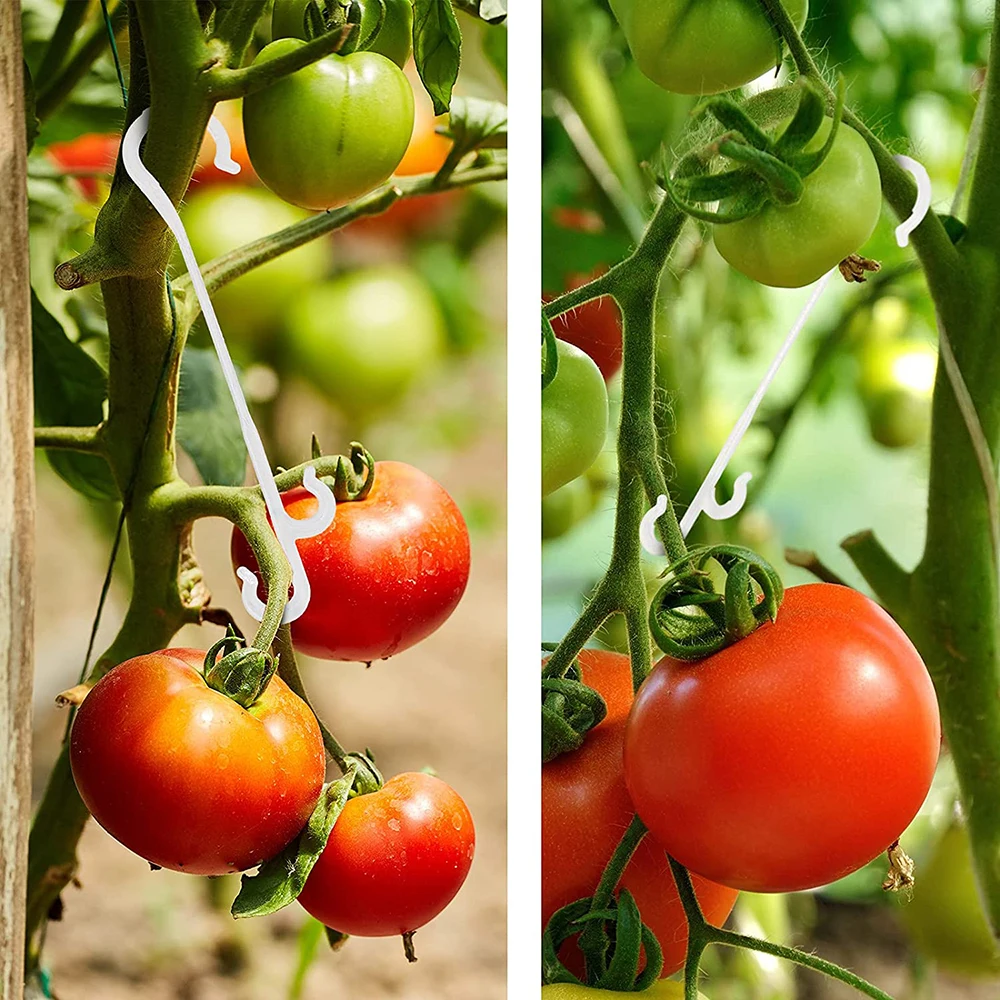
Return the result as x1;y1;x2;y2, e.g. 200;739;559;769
35;0;89;85
33;425;104;453
784;548;850;587
35;0;125;121
175;161;508;322
205;27;352;101
841;530;912;620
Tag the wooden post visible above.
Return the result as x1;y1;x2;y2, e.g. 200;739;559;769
0;1;35;994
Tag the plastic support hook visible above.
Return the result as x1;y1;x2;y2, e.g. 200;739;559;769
640;270;835;555
121;109;335;624
893;155;932;248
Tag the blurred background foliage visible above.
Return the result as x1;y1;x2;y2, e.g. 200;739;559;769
542;0;998;996
24;1;507;997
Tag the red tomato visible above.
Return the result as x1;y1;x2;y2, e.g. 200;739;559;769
70;648;325;875
624;584;941;893
231;461;470;662
47;133;119;199
543;650;738;978
545;271;623;380
298;771;475;935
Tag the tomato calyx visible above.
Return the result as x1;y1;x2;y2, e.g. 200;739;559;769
311;437;376;502
658;77;846;226
648;544;785;661
203;630;277;709
543;890;664;991
542;659;608;763
289;0;386;57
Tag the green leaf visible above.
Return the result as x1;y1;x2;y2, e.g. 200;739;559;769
31;289;116;500
444;95;507;153
176;346;248;488
413;0;462;115
231;765;358;919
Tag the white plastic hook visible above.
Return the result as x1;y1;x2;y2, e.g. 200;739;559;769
121;109;335;624
893;155;932;248
205;116;242;176
641;269;836;554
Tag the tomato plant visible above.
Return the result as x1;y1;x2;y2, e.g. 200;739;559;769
70;648;325;875
624;584;941;893
9;0;505;990
542;339;609;497
298;771;475;936
180;186;327;345
285;265;445;414
542;982;702;999
543;651;738;978
713;118;883;288
243;40;414;210
608;0;809;95
545;272;623;380
272;0;414;68
231;460;470;662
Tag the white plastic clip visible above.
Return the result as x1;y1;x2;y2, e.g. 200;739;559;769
121;109;335;624
205;116;242;176
893;155;932;248
641;269;835;554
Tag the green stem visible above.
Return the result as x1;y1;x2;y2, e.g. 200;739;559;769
840;530;912;621
33;425;105;453
206;26;352;100
35;0;89;84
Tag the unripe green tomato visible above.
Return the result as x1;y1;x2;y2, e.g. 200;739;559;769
272;0;413;68
609;0;808;96
859;339;937;449
713;117;882;288
541;981;705;999
243;40;413;210
180;187;327;345
542;475;594;541
542;340;609;497
286;266;445;415
899;822;1000;977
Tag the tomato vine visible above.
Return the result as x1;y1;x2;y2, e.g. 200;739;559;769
542;0;1000;995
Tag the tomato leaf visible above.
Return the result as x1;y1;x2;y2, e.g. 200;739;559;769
444;96;507;154
231;764;358;919
31;289;117;500
289;917;326;1000
413;0;461;116
176;346;248;488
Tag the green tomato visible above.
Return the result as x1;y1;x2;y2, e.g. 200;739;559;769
243;40;413;210
609;0;808;96
542;982;704;999
713;118;882;288
859;339;937;449
180;187;327;344
542;475;595;541
272;0;413;68
542;340;609;497
899;822;1000;977
286;266;444;415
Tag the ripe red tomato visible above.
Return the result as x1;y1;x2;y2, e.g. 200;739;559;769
47;133;119;199
231;461;470;662
543;650;738;978
545;272;623;380
70;648;325;875
298;771;475;935
624;584;941;893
